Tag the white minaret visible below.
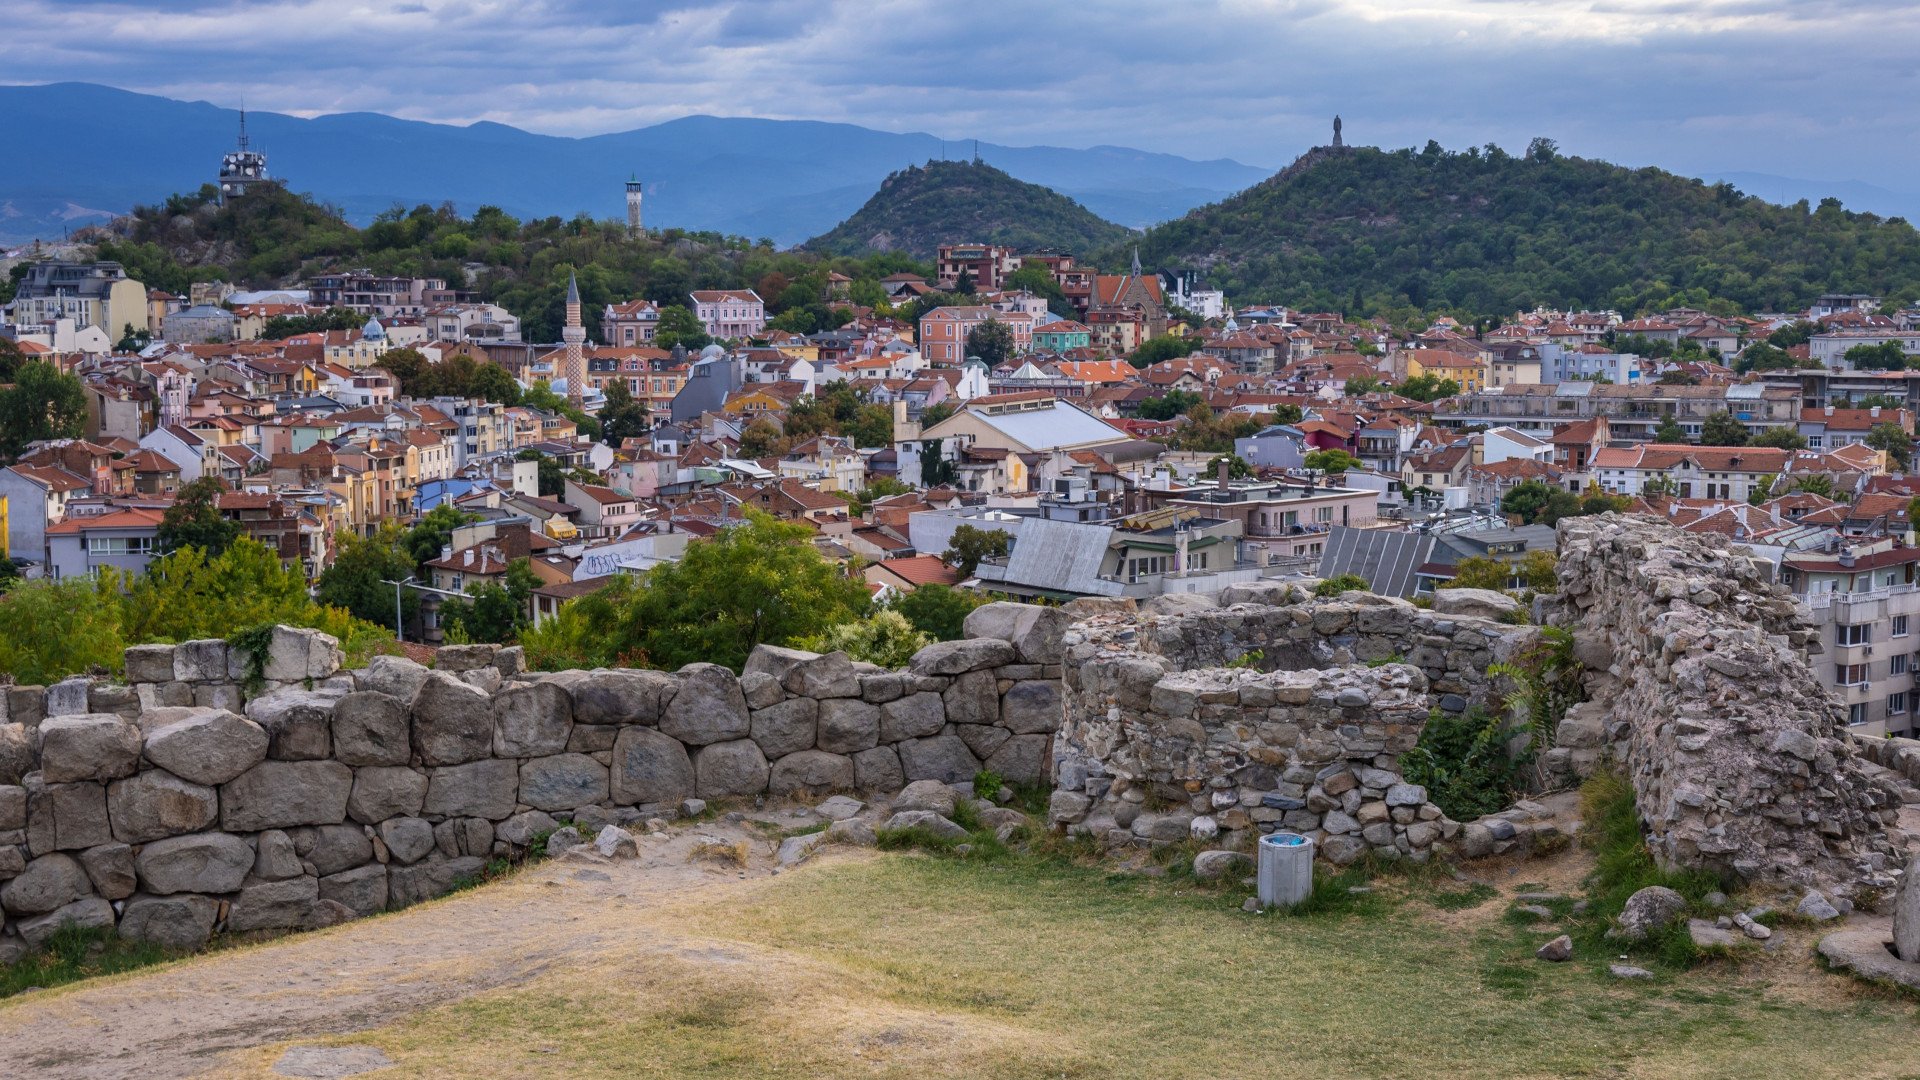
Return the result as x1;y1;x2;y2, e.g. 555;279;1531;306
625;176;644;238
563;270;587;406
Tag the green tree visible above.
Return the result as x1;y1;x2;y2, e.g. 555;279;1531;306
1794;474;1836;497
612;512;871;671
1867;421;1914;470
123;538;312;644
1500;479;1556;523
0;360;87;458
1208;453;1254;479
1643;473;1679;498
1344;373;1385;395
405;503;477;572
1129;335;1198;368
1768;320;1818;349
918;401;955;428
943;524;1012;578
654;304;711;351
1393;373;1459;401
1749;427;1808;450
0;573;129;684
597;379;651;447
965;318;1017;367
1652;415;1687;443
317;523;420;629
1138;390;1203;421
466;362;522;406
1844;341;1910;372
442;558;538;644
889;584;984;642
155;476;242;557
1699;410;1750;447
1303;449;1358;473
1444;551;1556;593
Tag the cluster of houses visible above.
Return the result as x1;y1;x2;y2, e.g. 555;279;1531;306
10;245;1920;737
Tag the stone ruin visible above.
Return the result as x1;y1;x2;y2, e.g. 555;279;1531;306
1046;581;1554;862
1554;516;1910;896
0;514;1911;961
0;615;1070;959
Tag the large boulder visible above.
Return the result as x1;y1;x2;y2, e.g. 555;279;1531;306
171;639;231;682
879;693;945;743
32;780;113;853
695;739;770;799
330;691;412;767
123;643;178;684
143;708;269;784
1610;886;1688;942
291;824;374;876
411;673;495;766
999;681;1061;734
0;853;91;915
0;723;34;784
518;754;609;811
421;760;519;819
817;699;881;754
556;669;676;725
942;670;999;726
221;760;353;831
1430;588;1521;622
748;645;860;698
1895;853;1920;963
358;654;432;705
228;875;320;932
135;832;254;895
106;769;218;843
378;817;437;864
38;713;142;783
896;735;981;784
659;664;751;746
119;894;219;949
749;698;818;758
17;897;115;947
387;855;486;909
908;638;1015;676
253;830;303;880
493;682;574;757
962;601;1072;664
245;689;340;760
852;746;905;791
78;842;137;899
263;625;342;682
767;750;855;795
319;863;388;917
984;733;1050;785
347;766;428;823
610;726;695;805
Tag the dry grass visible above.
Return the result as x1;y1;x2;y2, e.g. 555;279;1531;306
238;849;1920;1080
688;838;751;868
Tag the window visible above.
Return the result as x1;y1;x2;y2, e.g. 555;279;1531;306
1838;663;1870;686
1850;703;1871;726
1894;653;1909;677
87;536;153;557
1837;623;1872;646
1891;693;1909;717
1895;615;1910;638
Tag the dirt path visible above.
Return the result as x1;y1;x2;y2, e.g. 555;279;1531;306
0;815;816;1080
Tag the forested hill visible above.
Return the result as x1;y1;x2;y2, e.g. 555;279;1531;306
1125;142;1920;317
802;160;1135;260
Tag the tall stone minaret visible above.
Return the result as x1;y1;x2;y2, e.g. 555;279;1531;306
562;270;587;406
625;176;644;239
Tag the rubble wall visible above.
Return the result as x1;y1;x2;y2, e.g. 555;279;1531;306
1556;515;1908;892
1047;592;1546;862
0;609;1071;958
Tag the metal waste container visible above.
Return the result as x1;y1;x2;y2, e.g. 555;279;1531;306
1256;831;1315;909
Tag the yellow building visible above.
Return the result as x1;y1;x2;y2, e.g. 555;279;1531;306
1404;349;1488;393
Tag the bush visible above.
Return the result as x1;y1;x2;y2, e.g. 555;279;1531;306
1314;574;1370;598
1399;707;1531;820
799;610;930;669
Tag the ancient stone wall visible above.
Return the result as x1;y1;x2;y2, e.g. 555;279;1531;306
1556;515;1908;894
0;607;1070;958
1047;590;1544;862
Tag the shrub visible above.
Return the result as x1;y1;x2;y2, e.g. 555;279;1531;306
1313;574;1370;598
1399;707;1531;820
799;610;930;669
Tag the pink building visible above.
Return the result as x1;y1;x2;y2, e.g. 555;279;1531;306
689;290;766;340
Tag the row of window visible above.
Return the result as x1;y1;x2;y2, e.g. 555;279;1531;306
1837;616;1912;647
1848;695;1907;726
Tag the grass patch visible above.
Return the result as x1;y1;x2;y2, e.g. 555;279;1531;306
1568;770;1729;969
0;925;173;998
1427;882;1498;911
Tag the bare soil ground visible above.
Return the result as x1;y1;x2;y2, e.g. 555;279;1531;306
0;814;808;1080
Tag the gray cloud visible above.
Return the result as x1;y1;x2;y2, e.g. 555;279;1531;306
2;0;1917;189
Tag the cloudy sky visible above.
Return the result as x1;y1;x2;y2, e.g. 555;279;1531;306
4;0;1918;191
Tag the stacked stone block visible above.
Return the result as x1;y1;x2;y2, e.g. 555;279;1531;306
0;601;1068;959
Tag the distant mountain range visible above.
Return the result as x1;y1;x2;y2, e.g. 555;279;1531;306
0;83;1272;247
801;160;1134;259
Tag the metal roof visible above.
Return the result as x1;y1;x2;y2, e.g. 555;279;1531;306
1316;527;1435;598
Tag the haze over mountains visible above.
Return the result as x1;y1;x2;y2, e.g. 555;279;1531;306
0;83;1270;247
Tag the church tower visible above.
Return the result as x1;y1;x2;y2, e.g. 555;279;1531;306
562;270;588;406
625;176;644;238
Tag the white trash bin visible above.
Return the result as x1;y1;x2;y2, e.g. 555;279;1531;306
1256;831;1315;909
